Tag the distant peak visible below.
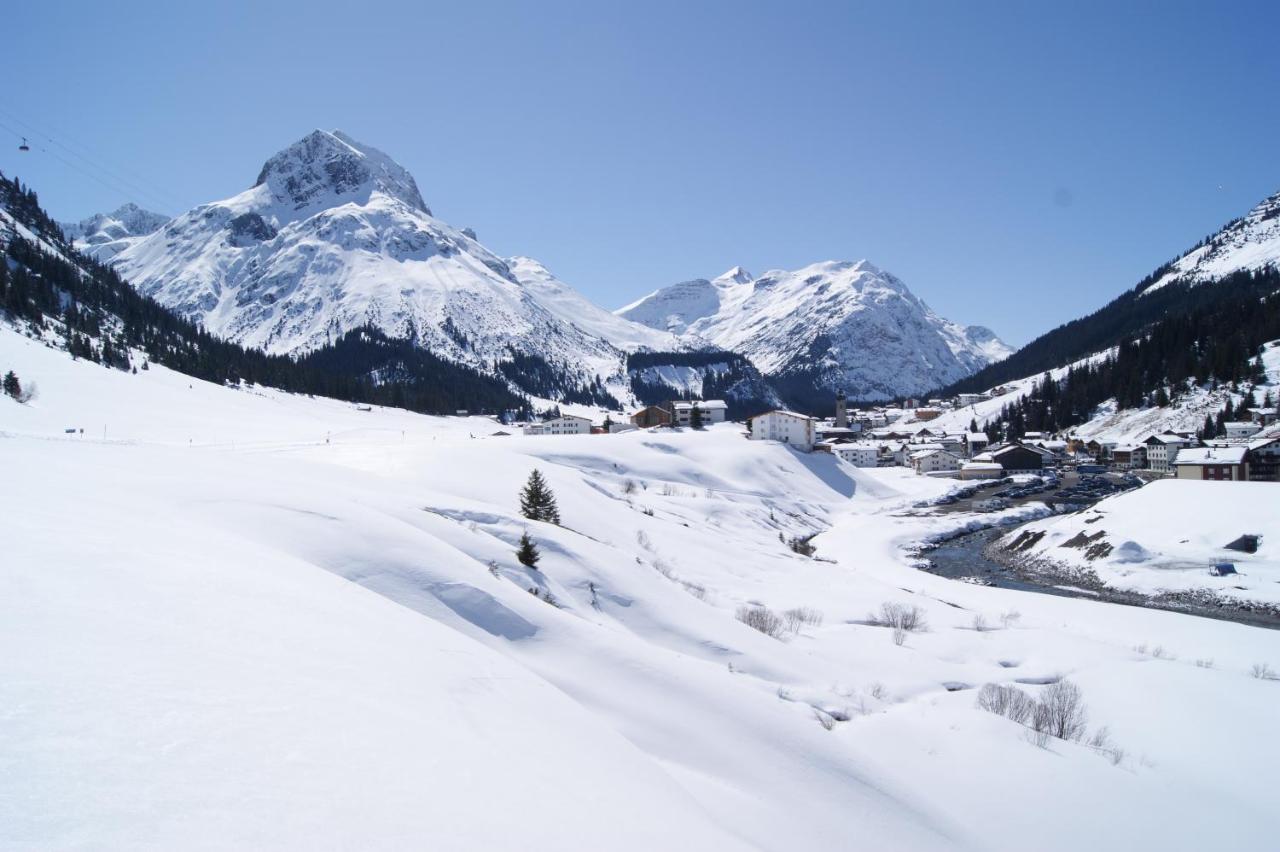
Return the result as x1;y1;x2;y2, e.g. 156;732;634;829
715;265;753;285
253;129;430;216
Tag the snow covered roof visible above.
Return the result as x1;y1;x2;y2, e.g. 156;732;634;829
1174;447;1248;465
673;400;728;411
962;462;1003;471
754;409;815;422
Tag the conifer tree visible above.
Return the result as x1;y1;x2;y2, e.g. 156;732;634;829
516;531;540;569
2;370;19;399
519;469;561;524
689;403;703;430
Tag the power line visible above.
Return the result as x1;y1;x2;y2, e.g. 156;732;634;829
0;117;177;217
0;105;185;215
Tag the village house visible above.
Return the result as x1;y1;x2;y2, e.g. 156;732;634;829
965;432;990;457
1174;446;1249;481
960;461;1004;481
832;443;879;468
672;400;728;426
629;405;673;428
1248;407;1278;426
523;414;594;436
1110;444;1147;469
1084;439;1118;460
985;444;1045;473
1143;433;1193;472
1224;421;1262;440
749;410;817;451
1245;434;1280;481
914;407;943;421
911;448;962;475
957;392;989;407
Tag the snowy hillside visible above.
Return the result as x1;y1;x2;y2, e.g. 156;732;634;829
1145;189;1280;293
5;321;1280;850
103;130;681;400
619;260;1012;399
59;202;169;262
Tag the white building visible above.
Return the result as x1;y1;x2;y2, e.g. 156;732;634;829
1225;421;1262;440
832;443;879;467
960;461;1004;480
911;448;961;475
1143;433;1193;472
672;400;728;426
523;414;593;436
750;410;817;451
957;392;989;407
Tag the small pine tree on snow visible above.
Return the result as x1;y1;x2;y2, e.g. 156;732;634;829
516;532;540;569
2;371;20;400
689;403;704;430
520;469;561;524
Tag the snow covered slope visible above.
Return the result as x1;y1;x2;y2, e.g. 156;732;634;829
1145;189;1280;293
104;130;678;397
60;202;169;262
619;261;1012;399
6;321;1280;850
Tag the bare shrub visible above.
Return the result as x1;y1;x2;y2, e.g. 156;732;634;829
652;559;676;580
1250;663;1278;680
814;710;836;731
1194;658;1215;669
635;530;653;551
783;607;824;634
868;682;888;701
736;605;785;639
622;479;638;495
891;626;907;646
1000;610;1022;629
661;483;678;497
681;580;707;600
1031;680;1088;742
642;507;655;516
873;602;927;632
976;683;1035;724
1150;645;1174;660
972;614;990;632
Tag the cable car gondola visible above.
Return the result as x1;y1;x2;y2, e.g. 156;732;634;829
18;137;30;152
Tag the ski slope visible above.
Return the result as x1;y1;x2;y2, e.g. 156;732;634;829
4;324;1280;851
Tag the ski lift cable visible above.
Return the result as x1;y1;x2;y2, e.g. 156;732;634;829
0;105;183;214
0;117;176;216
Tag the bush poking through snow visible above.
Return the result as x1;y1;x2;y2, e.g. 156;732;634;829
976;683;1035;725
1250;663;1278;680
872;602;928;633
787;535;817;557
622;479;638;495
891;626;907;647
1194;658;1215;669
1000;610;1021;629
736;605;785;639
972;614;990;632
1031;680;1088;742
783;607;823;634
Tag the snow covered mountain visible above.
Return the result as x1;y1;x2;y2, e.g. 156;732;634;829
618;260;1012;400
60;203;170;263
102;130;681;400
1144;189;1280;293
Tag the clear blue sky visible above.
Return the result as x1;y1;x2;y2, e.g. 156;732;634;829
5;0;1279;344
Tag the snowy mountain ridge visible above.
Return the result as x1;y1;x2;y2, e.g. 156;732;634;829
59;202;169;263
1144;188;1280;294
619;260;1013;400
102;129;689;402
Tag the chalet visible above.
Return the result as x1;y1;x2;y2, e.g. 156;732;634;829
989;444;1045;473
672;400;728;426
816;425;863;444
1174;446;1249;481
1110;444;1147;469
523;414;593;436
1143;433;1193;472
750;410;817;451
911;448;962;475
630;405;673;428
1245;435;1280;482
832;443;879;468
965;432;990;456
1248;407;1278;426
1224;421;1261;440
914;407;943;421
1084;439;1117;460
